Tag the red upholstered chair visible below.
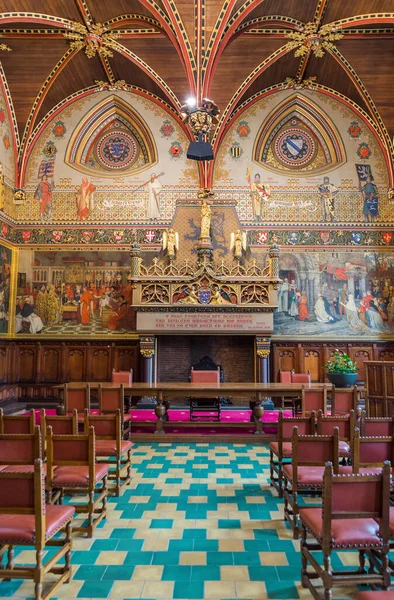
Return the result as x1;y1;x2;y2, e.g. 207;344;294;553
0;426;42;471
300;462;391;598
360;410;394;437
111;369;132;384
0;408;35;434
331;386;359;415
84;409;132;496
351;428;394;475
279;370;292;383
0;459;74;600
283;427;339;538
190;367;221;420
98;383;130;438
300;384;329;416
63;383;90;415
316;409;356;460
278;370;293;410
269;412;315;497
291;371;311;384
46;426;108;538
40;409;79;453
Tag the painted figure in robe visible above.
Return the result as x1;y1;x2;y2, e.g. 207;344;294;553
76;177;96;221
246;168;270;221
362;176;379;222
0;164;5;211
79;286;92;324
146;173;162;220
35;175;54;222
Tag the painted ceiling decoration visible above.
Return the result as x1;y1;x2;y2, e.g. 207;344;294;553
253;94;346;175
0;1;391;188
65;96;157;177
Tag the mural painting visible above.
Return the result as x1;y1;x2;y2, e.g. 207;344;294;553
273;251;394;339
15;250;135;337
0;243;11;334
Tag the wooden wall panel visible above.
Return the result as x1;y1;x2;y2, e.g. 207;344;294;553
87;347;112;382
273;346;297;377
0;340;141;385
302;349;321;382
39;346;62;383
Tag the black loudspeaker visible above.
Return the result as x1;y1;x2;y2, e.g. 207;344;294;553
187;133;214;161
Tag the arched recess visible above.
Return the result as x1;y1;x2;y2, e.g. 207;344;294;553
64;95;157;177
253;93;346;176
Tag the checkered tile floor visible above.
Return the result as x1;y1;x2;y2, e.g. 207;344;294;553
1;443;389;599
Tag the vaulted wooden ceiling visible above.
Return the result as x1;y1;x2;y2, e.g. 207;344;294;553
0;0;393;176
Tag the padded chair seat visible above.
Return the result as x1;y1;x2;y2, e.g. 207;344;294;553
96;440;133;456
338;440;351;457
0;505;74;544
0;464;47;475
52;464;108;487
283;464;325;487
300;507;383;549
269;441;292;458
356;593;394;599
338;466;386;476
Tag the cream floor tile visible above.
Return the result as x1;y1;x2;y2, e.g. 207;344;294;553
245;495;266;504
220;565;250;580
111;581;144;598
179;551;207;565
219;539;244;551
188;495;208;503
204;581;236;598
235;581;268;599
158;528;183;540
128;518;152;528
142;538;169;551
128;496;151;503
259;551;289;566
96;551;127;565
132;565;164;580
134;528;161;539
207;528;233;539
230;529;255;539
194;518;218;529
15;550;39;564
141;581;174;598
336;551;361;566
71;537;94;550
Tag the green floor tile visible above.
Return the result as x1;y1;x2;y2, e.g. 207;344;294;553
74;565;107;580
266;581;300;598
102;565;135;580
206;551;233;565
162;565;192;580
151;550;180;565
174;581;205;599
218;519;241;529
77;580;113;598
150;518;174;528
191;565;221;580
183;528;207;539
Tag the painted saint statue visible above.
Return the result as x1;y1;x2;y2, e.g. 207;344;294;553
200;200;212;238
76;177;96;221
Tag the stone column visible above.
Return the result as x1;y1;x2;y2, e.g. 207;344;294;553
140;336;155;384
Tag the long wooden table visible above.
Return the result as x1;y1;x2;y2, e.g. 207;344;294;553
57;382;334;434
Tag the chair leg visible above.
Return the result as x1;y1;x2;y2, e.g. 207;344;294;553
301;525;308;587
322;552;333;600
34;549;44;600
7;545;14;569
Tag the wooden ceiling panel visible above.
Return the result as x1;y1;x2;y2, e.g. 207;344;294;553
35;50;107;126
205;1;230;40
303;49;369;114
86;0;155;24
235;51;299;108
323;0;394;26
172;1;195;49
244;0;317;26
339;38;394;136
210;36;285;112
0;1;82;21
0;38;68;137
119;37;189;102
109;50;175;105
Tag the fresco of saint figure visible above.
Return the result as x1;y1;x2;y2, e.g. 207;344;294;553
246;167;271;221
76;177;96;221
318;176;338;222
34;175;54;222
146;173;163;220
362;176;379;223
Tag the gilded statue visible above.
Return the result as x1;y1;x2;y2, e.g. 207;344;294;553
230;229;247;260
179;285;199;304
200;200;211;238
162;228;179;259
